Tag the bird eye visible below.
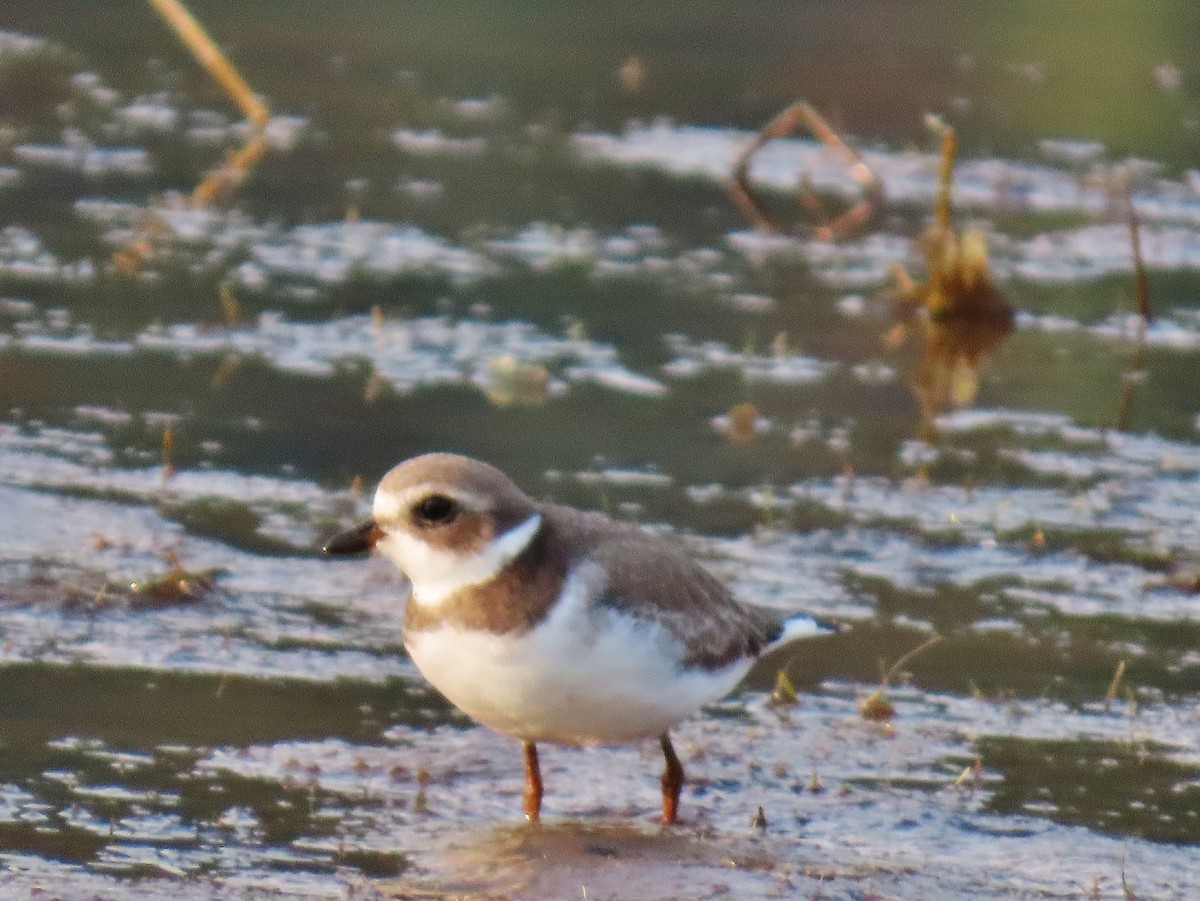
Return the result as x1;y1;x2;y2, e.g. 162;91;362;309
413;494;460;525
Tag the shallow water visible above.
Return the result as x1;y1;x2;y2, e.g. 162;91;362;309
1;2;1200;898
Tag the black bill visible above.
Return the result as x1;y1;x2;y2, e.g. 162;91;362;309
323;520;384;556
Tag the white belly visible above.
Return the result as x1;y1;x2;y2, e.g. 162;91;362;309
403;570;750;744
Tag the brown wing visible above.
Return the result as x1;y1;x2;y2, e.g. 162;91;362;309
583;535;780;670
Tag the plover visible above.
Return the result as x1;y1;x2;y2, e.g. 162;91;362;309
324;453;834;823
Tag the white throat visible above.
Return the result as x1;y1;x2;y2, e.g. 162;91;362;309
378;513;542;606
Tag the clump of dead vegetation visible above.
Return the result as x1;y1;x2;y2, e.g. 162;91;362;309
2;548;223;612
120;551;223;608
886;126;1015;432
858;634;944;721
1112;181;1151;432
730;108;1015;434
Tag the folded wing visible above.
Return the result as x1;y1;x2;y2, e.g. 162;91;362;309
586;537;782;670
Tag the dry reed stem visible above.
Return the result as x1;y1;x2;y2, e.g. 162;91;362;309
934;127;957;231
889;262;917;297
146;0;269;127
1114;185;1150;430
860;633;945;720
730;102;881;241
1126;185;1151;323
160;426;175;485
218;282;244;324
880;633;944;688
1104;659;1128;713
116;0;271;270
190;134;268;207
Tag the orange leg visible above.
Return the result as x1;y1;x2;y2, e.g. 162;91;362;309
660;733;684;824
522;741;543;822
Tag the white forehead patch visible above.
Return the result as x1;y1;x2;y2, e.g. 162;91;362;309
372;485;409;523
375;512;542;607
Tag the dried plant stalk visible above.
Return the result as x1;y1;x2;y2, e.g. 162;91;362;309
116;0;271;271
146;0;268;126
730;102;882;241
1127;185;1151;323
1114;184;1151;430
934;127;956;231
886;125;1015;431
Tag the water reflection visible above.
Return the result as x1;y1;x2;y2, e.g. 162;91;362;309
913;304;1014;435
385;821;779;900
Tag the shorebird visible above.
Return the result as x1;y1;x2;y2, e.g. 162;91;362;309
325;453;834;823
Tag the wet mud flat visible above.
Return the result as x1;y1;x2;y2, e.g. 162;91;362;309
3;1;1200;898
2;665;1198;900
2;481;1198;898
